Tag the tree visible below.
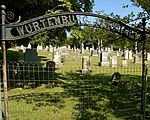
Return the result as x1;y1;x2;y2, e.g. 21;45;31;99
0;0;94;47
131;0;150;14
0;0;94;21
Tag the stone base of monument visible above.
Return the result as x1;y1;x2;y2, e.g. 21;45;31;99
98;62;109;67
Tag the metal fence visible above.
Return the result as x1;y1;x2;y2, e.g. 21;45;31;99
0;60;149;120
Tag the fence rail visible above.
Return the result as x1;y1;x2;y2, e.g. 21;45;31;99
0;61;149;119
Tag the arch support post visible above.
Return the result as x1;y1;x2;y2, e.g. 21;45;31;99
141;18;147;120
1;5;8;120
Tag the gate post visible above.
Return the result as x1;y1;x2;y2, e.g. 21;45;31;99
0;5;8;120
141;18;147;120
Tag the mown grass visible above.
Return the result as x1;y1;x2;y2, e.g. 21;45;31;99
4;48;150;120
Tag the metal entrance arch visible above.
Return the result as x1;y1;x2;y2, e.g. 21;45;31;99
0;5;148;120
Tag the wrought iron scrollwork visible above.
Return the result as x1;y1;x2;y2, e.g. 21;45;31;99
5;11;21;23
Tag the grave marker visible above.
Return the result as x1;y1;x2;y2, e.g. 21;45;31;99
111;56;117;67
81;56;91;72
24;48;38;63
99;51;109;66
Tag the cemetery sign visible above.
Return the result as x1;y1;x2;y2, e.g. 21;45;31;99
5;12;143;41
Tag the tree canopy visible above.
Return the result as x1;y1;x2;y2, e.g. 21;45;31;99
131;0;150;14
0;0;94;21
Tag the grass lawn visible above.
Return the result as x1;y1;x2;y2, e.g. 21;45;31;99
3;48;150;119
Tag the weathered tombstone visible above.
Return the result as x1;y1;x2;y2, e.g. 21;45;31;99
108;47;111;52
99;51;109;67
39;45;43;51
80;43;84;53
91;50;98;56
45;46;49;51
60;46;68;56
81;56;91;73
147;53;150;61
90;48;93;54
86;47;89;52
37;44;40;52
37;44;43;51
125;49;129;60
53;50;62;65
111;56;117;67
27;43;31;49
129;50;133;59
74;46;77;54
48;45;52;52
122;59;127;67
117;51;120;57
67;45;71;51
24;48;38;63
134;53;141;64
20;45;26;53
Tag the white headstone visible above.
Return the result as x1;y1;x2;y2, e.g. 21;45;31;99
111;56;117;67
45;46;49;51
125;49;129;60
81;43;84;53
117;52;120;57
122;60;127;67
91;50;98;56
99;52;109;66
20;45;26;53
147;53;150;61
27;43;31;49
81;56;91;72
129;50;133;59
53;50;61;64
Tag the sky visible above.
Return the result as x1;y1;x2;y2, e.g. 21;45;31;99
93;0;143;17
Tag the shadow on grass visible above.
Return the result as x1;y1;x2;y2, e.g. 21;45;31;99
7;69;144;120
59;72;142;120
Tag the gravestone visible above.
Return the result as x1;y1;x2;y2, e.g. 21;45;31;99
91;50;98;56
38;45;43;51
147;53;150;61
134;53;141;64
67;45;71;51
60;46;68;56
107;47;111;52
117;52;120;57
53;50;62;65
99;52;109;66
24;48;38;63
49;45;53;52
27;43;31;49
45;46;49;51
111;56;117;67
125;49;129;60
80;43;84;53
81;56;91;73
74;46;77;54
129;50;133;59
86;47;89;52
20;45;26;53
122;59;127;67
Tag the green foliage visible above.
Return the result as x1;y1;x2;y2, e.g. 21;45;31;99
131;0;150;13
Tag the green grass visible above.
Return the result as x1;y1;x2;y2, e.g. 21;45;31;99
4;48;149;119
